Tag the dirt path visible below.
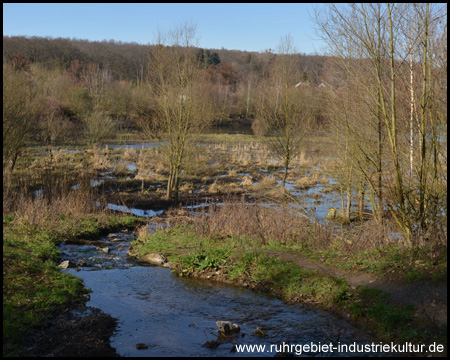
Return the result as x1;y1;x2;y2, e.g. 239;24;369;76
263;250;447;326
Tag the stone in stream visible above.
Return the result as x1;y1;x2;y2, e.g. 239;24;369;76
76;259;87;267
137;253;169;267
96;247;110;254
216;321;240;335
108;233;131;242
57;260;76;269
253;327;266;337
136;343;149;350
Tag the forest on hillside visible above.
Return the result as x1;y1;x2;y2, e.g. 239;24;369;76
3;35;325;82
3;35;327;140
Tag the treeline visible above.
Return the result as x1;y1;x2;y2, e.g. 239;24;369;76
3;35;326;85
3;35;328;148
3;36;149;80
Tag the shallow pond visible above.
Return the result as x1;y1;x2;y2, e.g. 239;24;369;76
60;231;381;357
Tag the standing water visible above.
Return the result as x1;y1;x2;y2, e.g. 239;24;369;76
60;230;382;357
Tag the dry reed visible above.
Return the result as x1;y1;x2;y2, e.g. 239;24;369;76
4;166;100;229
190;197;311;245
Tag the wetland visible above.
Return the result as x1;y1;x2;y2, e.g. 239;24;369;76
3;131;447;357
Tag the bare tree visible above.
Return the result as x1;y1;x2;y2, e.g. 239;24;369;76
142;22;212;201
315;3;447;246
253;35;313;188
3;63;39;171
82;110;116;146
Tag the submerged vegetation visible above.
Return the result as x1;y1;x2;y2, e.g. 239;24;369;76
3;6;447;357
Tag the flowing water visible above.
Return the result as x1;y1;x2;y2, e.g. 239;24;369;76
37;133;382;356
60;230;382;357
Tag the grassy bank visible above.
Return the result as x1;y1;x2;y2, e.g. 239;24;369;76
130;223;447;355
302;241;447;283
131;224;349;305
3;212;140;357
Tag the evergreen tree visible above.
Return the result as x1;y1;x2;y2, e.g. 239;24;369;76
207;51;221;66
196;48;205;67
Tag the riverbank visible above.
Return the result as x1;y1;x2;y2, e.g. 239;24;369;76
23;304;119;357
3;208;446;357
3;212;141;357
130;221;447;357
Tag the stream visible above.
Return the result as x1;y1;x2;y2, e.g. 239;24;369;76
60;227;383;357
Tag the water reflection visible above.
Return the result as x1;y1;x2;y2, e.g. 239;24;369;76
102;142;166;150
63;233;377;357
101;202;164;218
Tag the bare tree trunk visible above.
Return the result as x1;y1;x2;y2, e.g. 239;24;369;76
409;46;415;178
246;80;251;118
376;88;383;224
417;3;430;238
166;171;174;200
222;87;228;114
345;185;352;221
358;188;365;221
281;158;288;188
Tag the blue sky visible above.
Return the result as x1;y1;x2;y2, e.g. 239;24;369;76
3;3;326;54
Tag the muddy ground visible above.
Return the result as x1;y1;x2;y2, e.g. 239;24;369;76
24;301;119;357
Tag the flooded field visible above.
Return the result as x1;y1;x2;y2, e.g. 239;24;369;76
25;133;354;226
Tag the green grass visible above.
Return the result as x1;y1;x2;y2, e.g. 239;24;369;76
348;286;421;343
132;225;353;306
177;249;230;273
292;241;447;282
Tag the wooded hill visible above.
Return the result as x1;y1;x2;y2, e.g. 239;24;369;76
3;34;329;146
3;35;326;85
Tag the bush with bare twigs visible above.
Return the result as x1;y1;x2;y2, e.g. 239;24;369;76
4;167;99;230
190;198;311;245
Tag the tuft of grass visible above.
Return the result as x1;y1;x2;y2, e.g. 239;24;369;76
348;286;420;343
258;175;278;189
177;249;230;274
295;172;320;190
